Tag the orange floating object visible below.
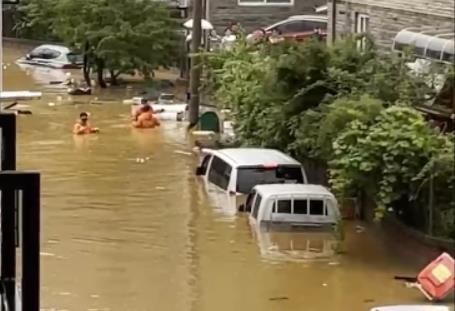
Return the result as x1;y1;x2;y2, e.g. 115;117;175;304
417;252;455;301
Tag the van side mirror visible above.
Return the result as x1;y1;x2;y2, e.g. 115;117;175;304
196;166;204;176
26;54;31;60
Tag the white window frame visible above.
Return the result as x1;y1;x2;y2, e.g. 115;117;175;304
238;0;294;7
355;13;369;50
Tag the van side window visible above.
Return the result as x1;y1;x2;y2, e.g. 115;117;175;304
276;200;292;214
208;156;232;190
309;200;324;215
293;200;308;214
251;194;262;219
199;154;212;175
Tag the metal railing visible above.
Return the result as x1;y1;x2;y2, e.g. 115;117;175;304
0;112;40;311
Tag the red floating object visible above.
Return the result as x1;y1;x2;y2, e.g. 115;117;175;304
417;252;455;301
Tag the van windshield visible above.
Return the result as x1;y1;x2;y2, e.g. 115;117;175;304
236;166;304;194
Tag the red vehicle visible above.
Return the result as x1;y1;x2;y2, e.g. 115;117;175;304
246;15;328;44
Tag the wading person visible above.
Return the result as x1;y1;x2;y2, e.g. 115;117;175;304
73;112;100;135
132;105;160;129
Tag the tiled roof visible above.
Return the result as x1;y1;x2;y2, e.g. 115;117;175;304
341;0;455;18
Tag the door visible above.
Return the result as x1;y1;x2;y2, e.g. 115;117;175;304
206;156;236;215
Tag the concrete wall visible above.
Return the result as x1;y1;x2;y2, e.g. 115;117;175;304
329;0;454;50
207;0;326;33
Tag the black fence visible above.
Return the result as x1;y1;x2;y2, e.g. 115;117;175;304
0;112;40;311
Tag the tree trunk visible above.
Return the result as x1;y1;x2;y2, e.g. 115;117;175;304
96;58;107;88
109;70;118;86
83;41;91;87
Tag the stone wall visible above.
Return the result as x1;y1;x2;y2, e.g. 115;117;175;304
207;0;326;33
330;1;454;50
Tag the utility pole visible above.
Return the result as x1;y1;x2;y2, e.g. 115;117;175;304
330;0;337;45
188;0;202;128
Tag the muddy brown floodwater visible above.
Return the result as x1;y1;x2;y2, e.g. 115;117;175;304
2;41;451;311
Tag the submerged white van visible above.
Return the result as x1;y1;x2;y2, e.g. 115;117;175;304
196;148;308;215
246;184;340;230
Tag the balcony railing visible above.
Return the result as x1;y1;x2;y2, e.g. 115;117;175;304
0;112;41;311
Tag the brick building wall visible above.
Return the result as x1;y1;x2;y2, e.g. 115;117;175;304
207;0;326;34
328;0;454;50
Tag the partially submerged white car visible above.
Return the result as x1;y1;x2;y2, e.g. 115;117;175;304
17;45;83;69
370;306;450;311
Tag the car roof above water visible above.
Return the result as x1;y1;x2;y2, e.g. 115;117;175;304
34;44;72;53
254;184;334;198
287;15;328;22
211;148;301;167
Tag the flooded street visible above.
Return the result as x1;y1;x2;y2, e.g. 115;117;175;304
2;42;441;311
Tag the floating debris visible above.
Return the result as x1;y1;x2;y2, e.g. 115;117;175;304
328;261;340;266
48;102;56;107
174;150;193;156
355;225;366;233
155;186;166;190
269;297;289;301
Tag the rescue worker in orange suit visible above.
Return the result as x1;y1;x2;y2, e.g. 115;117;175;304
132;104;160;129
73;112;100;135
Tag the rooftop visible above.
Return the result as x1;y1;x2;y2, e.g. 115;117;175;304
214;148;301;167
254;184;334;197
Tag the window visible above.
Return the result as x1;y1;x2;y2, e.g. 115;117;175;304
251;194;262;219
67;52;83;64
309;200;324;216
41;49;61;60
276;21;327;34
198;154;212;176
293;199;308;214
276;200;292;214
238;0;293;6
29;48;46;59
355;13;369;50
208;156;232;190
236;165;303;194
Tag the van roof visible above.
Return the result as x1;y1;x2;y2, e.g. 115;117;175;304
254;184;334;197
212;148;301;167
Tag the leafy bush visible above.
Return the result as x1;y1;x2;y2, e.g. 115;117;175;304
330;106;453;220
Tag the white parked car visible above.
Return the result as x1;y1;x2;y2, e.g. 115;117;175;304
246;184;340;230
17;45;83;69
246;15;328;43
370;306;450;311
196;148;308;215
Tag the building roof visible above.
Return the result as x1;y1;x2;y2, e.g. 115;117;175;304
341;0;454;18
254;184;334;197
211;148;301;167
